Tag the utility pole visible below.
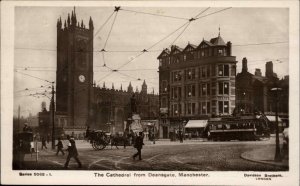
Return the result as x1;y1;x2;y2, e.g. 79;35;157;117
51;82;55;150
18;105;21;133
153;123;155;144
272;87;282;162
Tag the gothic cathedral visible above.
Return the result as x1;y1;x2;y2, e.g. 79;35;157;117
55;9;159;138
56;8;94;134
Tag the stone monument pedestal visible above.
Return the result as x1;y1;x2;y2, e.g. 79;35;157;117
127;114;143;133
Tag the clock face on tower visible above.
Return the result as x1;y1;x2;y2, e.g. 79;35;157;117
79;75;85;83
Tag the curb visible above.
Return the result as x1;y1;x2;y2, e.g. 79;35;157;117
240;151;289;169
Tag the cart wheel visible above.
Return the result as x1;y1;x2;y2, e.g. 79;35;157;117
95;141;105;150
92;141;97;150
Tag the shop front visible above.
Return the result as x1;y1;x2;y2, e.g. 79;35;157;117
184;120;208;139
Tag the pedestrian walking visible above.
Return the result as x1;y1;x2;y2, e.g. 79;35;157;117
46;134;50;144
133;132;144;160
123;131;129;149
179;131;183;143
64;135;82;169
41;137;47;149
56;137;65;156
85;126;90;142
110;133;119;149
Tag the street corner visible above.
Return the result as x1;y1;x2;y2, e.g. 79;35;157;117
240;147;289;170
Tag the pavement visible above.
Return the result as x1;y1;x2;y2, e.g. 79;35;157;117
240;144;289;169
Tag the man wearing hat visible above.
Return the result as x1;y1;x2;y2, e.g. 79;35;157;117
23;123;29;132
133;132;144;160
64;135;82;168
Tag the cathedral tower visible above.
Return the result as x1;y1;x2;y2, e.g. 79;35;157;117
56;8;94;130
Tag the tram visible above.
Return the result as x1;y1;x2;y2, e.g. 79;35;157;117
205;116;270;141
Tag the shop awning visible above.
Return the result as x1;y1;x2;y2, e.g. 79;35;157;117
185;120;208;128
266;116;282;122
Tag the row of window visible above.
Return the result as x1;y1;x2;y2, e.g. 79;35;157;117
170;82;230;99
170;101;230;116
170;64;233;83
159;47;229;66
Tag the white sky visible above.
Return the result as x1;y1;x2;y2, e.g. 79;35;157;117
14;6;289;117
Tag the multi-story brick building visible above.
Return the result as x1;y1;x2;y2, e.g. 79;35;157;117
236;58;289;131
158;33;237;138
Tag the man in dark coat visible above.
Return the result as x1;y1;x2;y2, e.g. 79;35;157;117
23;123;29;132
64;135;82;168
41;137;47;149
85;126;90;141
133;132;144;160
55;137;64;156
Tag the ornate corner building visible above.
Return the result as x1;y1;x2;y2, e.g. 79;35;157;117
55;9;158;138
158;33;237;138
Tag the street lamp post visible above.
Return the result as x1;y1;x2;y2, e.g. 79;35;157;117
271;87;282;162
243;92;246;114
51;82;55;150
153;123;155;144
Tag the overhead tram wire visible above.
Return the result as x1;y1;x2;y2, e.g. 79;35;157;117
14;40;287;54
15;47;56;52
14;84;52;93
116;7;213;70
170;22;191;46
95;49;162;53
119;68;158;72
113;21;190;72
116;71;142;81
96;7;123;77
15;69;56;72
194;7;211;18
94;11;116;37
96;11;201;83
170;7;211;45
120;8;190;21
15;70;54;83
195;7;232;20
103;11;119;50
233;41;288;47
96;7;230;83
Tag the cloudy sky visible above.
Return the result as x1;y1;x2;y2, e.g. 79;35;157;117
13;6;289;117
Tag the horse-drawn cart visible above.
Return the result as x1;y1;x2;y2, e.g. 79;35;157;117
87;130;131;150
88;130;111;150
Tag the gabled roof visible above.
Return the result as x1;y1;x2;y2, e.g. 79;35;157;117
197;40;213;49
170;45;183;55
210;35;226;46
157;48;170;59
183;43;197;52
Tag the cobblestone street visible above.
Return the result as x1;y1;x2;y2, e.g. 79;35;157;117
19;136;288;171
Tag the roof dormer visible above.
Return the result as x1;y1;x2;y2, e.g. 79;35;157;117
157;48;170;59
197;40;213;49
170;45;183;55
183;43;197;52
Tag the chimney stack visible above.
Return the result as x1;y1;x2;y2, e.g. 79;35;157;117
265;61;273;78
255;68;262;76
242;57;248;73
226;41;232;56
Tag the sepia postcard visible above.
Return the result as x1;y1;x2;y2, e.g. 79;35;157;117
1;0;299;185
